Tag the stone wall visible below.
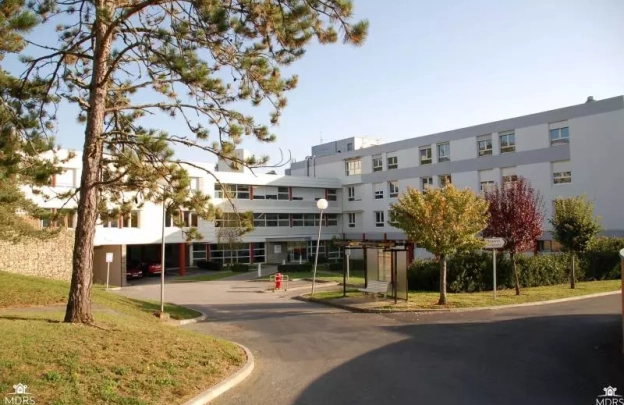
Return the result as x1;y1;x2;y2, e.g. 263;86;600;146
0;230;74;281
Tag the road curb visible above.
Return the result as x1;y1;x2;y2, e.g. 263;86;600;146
175;309;208;326
294;290;621;314
182;342;255;405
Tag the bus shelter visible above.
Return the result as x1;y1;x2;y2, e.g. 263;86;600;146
333;240;411;304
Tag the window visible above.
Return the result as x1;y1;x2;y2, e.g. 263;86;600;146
182;211;198;227
499;130;516;153
326;214;338;226
304;214;316;227
189;177;201;191
374;211;385;228
122;211;140;228
214;184;250;199
419;146;432;165
387;156;398;170
278;187;289;200
253;213;265;227
388;181;399;198
348;213;356;228
253;213;290;227
421;176;433;191
253;242;266;263
502;168;518;186
439;174;451;186
477;135;492;156
165;212;177;227
345;159;362;176
209;243;251;264
550;127;569;146
326;189;337;201
437;143;450;162
372;156;383;172
480;181;495;192
103;217;119;228
374;183;384;199
292;214;304;227
347;186;355;201
347;142;353;151
55;168;77;187
553;171;571;184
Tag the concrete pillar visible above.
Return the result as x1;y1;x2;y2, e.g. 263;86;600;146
179;243;186;276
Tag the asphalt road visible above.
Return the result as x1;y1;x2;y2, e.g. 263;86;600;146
119;277;624;405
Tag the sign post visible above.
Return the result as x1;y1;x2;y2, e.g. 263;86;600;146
105;252;114;290
484;238;505;300
345;248;351;282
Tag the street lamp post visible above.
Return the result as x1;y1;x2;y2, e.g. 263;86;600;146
157;183;169;318
311;198;328;296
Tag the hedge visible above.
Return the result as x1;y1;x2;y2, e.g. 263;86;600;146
227;263;250;272
196;260;223;271
408;251;574;292
277;263;313;272
580;237;624;280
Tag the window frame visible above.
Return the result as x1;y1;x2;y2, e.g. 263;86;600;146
345;159;362;176
374;211;385;228
387;156;398;170
437;142;450;162
549;127;570;146
388;181;399;198
477;136;492;157
553;171;572;184
347;213;356;228
347;186;355;202
372;156;383;172
499;131;516;153
421;176;433;191
326;189;337;201
439;174;451;186
419;146;432;165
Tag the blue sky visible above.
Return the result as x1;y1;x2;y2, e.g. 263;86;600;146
9;0;624;171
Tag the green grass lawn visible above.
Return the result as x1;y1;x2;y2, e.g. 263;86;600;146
172;271;236;283
0;271;244;405
309;280;621;309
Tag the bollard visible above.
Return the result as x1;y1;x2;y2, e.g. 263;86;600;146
257;262;262;277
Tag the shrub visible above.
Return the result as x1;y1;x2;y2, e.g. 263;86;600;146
277;263;312;272
408;251;573;292
228;263;249;272
195;260;223;271
580;237;624;280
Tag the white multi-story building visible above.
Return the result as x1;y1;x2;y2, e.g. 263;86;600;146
28;95;624;284
288;95;624;253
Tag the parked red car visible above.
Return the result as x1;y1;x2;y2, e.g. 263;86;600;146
140;262;162;276
126;261;144;280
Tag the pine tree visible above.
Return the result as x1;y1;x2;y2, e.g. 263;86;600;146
13;0;368;323
0;0;65;243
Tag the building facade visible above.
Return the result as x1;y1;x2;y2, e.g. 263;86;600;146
24;95;624;283
288;95;624;254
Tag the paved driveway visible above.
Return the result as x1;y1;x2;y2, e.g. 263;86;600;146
119;278;624;405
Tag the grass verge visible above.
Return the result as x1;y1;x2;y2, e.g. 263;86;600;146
0;271;244;405
259;270;365;286
308;280;621;310
172;271;236;283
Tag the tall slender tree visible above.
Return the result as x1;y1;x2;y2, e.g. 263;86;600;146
550;195;602;288
13;0;368;323
483;177;544;295
0;0;66;242
390;185;489;305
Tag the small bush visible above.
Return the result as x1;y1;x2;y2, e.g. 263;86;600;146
228;263;249;273
196;260;223;271
580;237;624;280
277;263;312;272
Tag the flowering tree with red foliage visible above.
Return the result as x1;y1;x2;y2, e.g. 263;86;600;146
483;177;544;295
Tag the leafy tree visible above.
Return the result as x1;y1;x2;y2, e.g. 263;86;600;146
13;0;368;323
389;185;489;305
550;195;602;288
483;177;544;295
0;0;66;242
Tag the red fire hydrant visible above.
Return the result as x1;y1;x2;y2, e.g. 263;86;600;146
275;272;283;290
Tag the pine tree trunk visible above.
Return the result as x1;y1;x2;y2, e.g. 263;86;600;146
571;254;576;289
438;254;447;305
512;252;521;296
64;3;114;324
